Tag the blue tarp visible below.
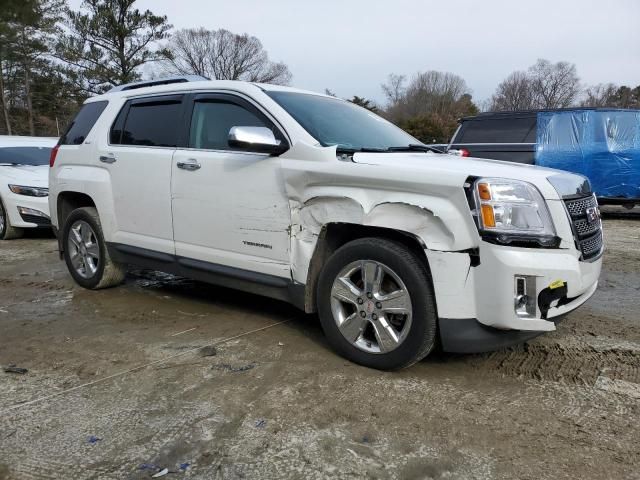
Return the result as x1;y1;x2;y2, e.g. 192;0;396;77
535;109;640;199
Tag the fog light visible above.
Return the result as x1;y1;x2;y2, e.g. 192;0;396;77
18;206;49;218
514;275;537;318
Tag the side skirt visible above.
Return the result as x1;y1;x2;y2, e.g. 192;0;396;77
107;242;306;310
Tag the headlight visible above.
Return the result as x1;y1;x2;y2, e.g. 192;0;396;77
8;184;49;197
470;177;559;247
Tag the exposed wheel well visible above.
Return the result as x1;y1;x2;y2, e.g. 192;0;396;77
57;192;96;228
56;192;96;254
303;223;430;313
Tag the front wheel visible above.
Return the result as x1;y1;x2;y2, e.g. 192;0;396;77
0;197;24;240
317;238;438;370
62;207;126;289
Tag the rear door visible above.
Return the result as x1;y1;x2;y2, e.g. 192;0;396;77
450;115;537;164
100;94;186;254
171;92;291;278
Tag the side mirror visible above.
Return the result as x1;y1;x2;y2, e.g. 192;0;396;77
228;126;288;155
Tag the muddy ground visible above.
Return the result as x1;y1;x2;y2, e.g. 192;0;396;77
0;210;638;480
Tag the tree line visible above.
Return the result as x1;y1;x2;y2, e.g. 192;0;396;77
1;0;638;142
0;0;291;136
375;59;640;143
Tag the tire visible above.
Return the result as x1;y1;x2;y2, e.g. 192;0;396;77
62;207;126;289
317;237;438;370
0;197;24;240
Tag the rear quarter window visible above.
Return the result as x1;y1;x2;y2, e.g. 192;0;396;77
59;101;108;145
111;96;183;147
456;117;537;144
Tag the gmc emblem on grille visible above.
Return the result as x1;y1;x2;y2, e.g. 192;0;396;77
586;206;600;224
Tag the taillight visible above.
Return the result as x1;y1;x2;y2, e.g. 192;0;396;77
49;145;60;167
459;148;470;157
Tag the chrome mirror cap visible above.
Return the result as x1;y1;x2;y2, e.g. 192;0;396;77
228;126;287;155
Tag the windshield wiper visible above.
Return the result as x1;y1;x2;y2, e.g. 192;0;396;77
387;144;444;154
336;146;387;154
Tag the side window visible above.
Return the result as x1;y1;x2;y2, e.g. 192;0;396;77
112;96;183;147
189;100;282;151
60;101;108;145
458;117;537;143
109;105;127;144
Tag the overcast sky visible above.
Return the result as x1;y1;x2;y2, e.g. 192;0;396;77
70;0;640;105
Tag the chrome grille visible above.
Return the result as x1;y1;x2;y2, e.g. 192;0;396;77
564;195;603;261
581;230;603;258
574;218;600;237
565;196;595;217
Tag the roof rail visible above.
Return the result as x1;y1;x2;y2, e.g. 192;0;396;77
108;75;210;93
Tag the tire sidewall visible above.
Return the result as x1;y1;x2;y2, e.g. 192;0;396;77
62;208;107;289
317;239;437;370
0;197;6;239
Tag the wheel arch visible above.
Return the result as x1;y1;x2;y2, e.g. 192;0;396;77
57;192;97;228
56;191;97;255
302;222;431;313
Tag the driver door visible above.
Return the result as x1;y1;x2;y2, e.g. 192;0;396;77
171;93;292;278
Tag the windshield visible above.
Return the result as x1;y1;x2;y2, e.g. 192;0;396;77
0;146;52;166
266;91;421;151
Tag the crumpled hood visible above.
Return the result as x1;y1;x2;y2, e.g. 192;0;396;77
0;165;49;187
352;152;578;200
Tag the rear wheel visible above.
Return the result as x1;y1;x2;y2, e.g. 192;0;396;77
317;238;438;370
0;197;24;240
62;207;126;289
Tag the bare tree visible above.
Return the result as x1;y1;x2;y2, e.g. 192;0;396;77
164;28;292;85
381;70;478;143
404;71;469;116
385;70;472;119
528;59;580;108
381;73;406;106
580;83;618;107
490;71;535;111
490;59;580;111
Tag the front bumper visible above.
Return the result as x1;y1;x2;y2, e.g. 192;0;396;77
473;242;601;331
426;241;602;353
3;192;51;229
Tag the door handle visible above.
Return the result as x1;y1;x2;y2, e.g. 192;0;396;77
99;153;116;164
177;159;201;171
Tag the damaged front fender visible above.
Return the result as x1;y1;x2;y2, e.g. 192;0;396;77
279;142;480;286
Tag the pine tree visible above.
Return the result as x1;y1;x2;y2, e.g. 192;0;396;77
56;0;172;94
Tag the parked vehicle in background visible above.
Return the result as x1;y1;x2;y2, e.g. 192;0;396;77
447;108;640;207
0;136;57;240
49;77;602;370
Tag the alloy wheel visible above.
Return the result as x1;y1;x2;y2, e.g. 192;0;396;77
67;220;100;279
330;260;413;354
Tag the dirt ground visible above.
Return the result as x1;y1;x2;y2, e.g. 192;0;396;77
0;209;638;480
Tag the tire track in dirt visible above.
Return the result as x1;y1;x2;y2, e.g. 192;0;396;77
469;342;640;386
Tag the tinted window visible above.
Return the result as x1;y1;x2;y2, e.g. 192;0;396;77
60;101;108;145
118;97;183;147
189;100;279;150
0;147;52;165
109;105;128;144
457;117;537;143
267;91;419;151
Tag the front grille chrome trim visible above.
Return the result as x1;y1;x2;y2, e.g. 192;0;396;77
563;194;603;262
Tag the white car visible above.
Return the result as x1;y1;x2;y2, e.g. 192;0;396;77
49;77;602;370
0;135;57;239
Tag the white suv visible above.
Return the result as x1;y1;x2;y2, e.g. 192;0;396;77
49;76;603;370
